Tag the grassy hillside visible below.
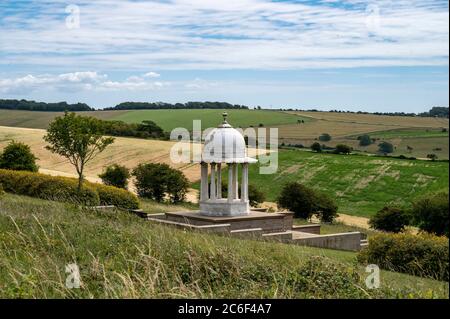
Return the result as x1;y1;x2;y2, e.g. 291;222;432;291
109;109;304;131
0;194;447;298
246;150;449;217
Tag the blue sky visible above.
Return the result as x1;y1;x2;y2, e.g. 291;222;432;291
0;0;448;112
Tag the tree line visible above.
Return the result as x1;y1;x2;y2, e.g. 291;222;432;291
0;99;93;112
104;101;249;110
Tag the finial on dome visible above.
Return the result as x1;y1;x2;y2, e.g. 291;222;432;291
222;112;228;123
218;112;231;128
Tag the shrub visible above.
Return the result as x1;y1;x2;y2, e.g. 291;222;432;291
93;183;139;209
369;206;410;233
0;169;99;206
426;153;438;161
0;169;139;209
0;141;38;172
277;182;316;219
378;141;394;154
0;183;4;198
357;233;449;281
411;192;449;237
99;164;130;189
310;142;322;152
358;134;372;146
318;133;331;142
313;192;338;223
334;144;352;154
248;184;266;207
133;163;189;203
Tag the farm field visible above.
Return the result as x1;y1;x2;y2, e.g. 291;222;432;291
110;109;306;131
0;109;305;131
0;109;448;158
0;193;447;298
0;109;128;129
245;149;449;217
0;126;201;183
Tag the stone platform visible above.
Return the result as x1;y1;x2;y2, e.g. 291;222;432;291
145;210;364;252
165;210;293;233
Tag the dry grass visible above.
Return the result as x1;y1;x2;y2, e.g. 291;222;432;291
0;126;201;182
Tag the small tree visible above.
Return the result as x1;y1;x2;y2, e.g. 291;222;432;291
369;206;410;233
358;134;372;146
313;192;338;223
427;153;438;161
0;141;38;172
310;142;322;153
44;112;114;191
378;141;394;154
99;164;130;189
334;144;352;154
248;184;266;207
318;133;332;142
411;192;449;237
277;182;316;219
133;163;189;203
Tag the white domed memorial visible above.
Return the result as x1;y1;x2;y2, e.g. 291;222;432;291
199;112;257;216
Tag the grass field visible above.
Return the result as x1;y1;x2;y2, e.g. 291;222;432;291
0;126;201;183
0;193;447;298
246;150;449;217
0;108;448;158
110;109;306;131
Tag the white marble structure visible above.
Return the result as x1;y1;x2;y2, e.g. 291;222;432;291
199;113;257;216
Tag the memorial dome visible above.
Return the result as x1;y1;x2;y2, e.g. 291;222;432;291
202;113;257;163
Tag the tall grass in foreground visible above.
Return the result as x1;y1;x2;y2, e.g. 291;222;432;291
0;194;448;298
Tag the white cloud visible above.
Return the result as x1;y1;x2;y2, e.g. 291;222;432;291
144;72;161;78
0;0;447;70
0;71;168;94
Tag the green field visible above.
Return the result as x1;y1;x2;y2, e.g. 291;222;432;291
245;150;449;217
0;194;447;298
370;128;449;139
110;109;305;131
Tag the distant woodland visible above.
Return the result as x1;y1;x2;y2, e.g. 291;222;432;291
0;99;447;118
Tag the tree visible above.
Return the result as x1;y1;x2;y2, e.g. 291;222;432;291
406;145;413;153
132;163;189;203
427;153;438;161
358;134;372;146
44;112;114;191
0;141;38;172
99;164;130;189
277;182;317;219
310;142;322;153
369;206;410;233
378;141;394;154
334;144;352;154
248;184;266;207
313;192;338;223
411;192;449;237
318;133;332;142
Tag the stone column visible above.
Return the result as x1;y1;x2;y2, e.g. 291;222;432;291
241;163;248;202
233;163;239;199
210;163;216;200
216;163;222;199
227;163;233;202
200;162;208;201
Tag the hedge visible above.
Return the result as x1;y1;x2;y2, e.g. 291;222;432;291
0;169;139;209
357;232;449;281
93;183;139;209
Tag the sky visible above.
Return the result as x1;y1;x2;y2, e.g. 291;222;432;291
0;0;448;112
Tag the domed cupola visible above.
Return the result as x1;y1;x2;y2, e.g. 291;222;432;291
199;113;257;216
